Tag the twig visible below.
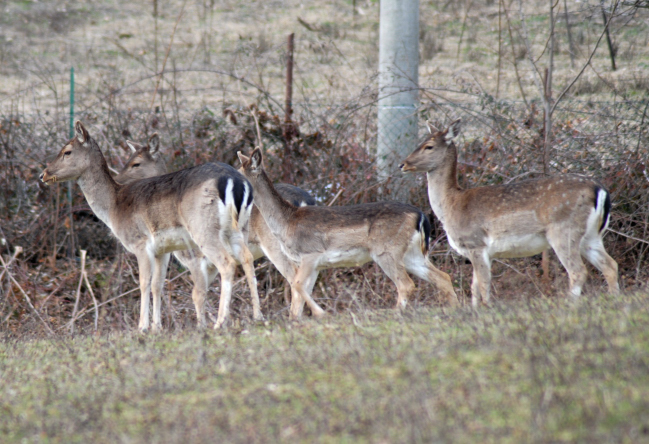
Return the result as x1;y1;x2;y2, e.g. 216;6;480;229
327;188;344;207
607;228;649;245
250;106;263;147
297;17;319;32
39;278;69;308
0;247;54;335
518;0;545;97
148;0;188;116
168;269;189;283
62;287;139;329
563;0;576;68
551;0;620;114
70;249;85;333
496;0;503;98
0;245;23;282
456;0;474;64
80;250;99;331
600;0;617;71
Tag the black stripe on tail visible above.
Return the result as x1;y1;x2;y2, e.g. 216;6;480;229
418;212;431;252
217;176;250;216
594;185;611;233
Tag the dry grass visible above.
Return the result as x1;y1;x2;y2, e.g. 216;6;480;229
2;292;649;442
1;3;649;439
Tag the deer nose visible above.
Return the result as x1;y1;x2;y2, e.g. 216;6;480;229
39;172;44;181
398;163;405;169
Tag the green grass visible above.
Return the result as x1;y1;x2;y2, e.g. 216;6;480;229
2;292;649;443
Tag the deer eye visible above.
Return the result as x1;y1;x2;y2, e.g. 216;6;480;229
63;150;72;156
131;163;140;168
425;144;434;150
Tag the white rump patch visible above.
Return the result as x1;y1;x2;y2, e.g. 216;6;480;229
403;230;432;280
583;187;609;240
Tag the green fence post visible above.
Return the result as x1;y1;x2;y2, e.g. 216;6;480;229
68;67;76;258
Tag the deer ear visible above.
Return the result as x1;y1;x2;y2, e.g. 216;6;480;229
237;151;251;167
75;121;88;143
444;119;462;144
250;148;263;170
148;133;160;155
126;141;137;153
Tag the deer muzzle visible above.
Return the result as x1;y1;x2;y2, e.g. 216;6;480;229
40;170;57;185
399;162;415;172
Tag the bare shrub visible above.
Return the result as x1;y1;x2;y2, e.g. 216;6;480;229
1;0;648;335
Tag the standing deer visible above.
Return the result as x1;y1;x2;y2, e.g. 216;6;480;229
114;135;321;318
237;148;459;319
400;119;620;306
40;121;262;331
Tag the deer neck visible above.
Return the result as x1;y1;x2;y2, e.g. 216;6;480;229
76;147;120;229
426;148;462;226
248;170;296;242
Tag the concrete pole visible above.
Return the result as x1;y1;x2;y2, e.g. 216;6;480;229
377;0;419;200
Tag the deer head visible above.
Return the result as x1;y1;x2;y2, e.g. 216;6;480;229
400;119;462;173
40;121;97;185
115;133;166;185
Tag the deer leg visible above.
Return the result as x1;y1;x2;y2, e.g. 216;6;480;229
198;261;218;326
215;221;262;321
427;263;460;307
549;230;587;300
374;254;415;310
213;256;237;329
468;251;492;307
189;258;209;329
291;259;325;320
196;243;236;329
237;243;263;322
176;251;209;328
288;271;321;318
394;271;416;310
259;237;302;308
289;282;304;319
581;237;620;295
150;253;170;331
135;251;153;332
406;256;459;306
427;263;459;306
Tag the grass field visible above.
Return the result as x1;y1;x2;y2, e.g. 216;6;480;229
2;2;649;441
3;291;649;443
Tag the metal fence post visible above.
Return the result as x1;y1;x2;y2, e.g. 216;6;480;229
377;0;419;201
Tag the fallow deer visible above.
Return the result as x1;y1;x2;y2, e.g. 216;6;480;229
237;148;459;319
116;133;166;184
40;121;262;331
114;136;321;317
400;119;620;306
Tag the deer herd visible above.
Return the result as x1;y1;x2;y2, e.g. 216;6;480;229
40;119;620;331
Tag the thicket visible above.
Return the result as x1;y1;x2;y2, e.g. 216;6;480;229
0;0;648;335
